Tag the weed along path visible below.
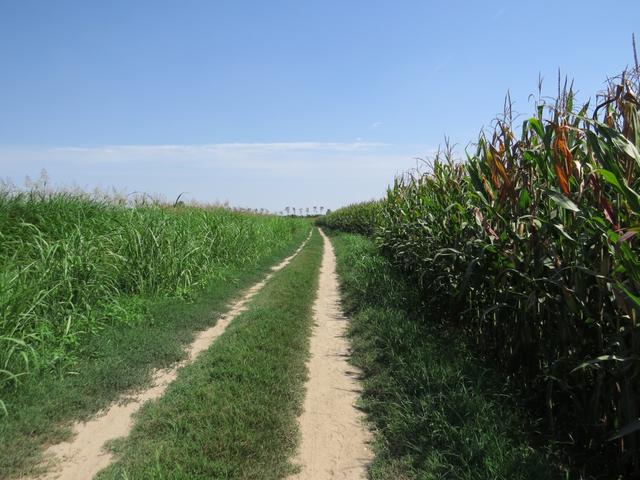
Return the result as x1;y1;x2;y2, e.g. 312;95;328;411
291;229;372;480
35;233;311;480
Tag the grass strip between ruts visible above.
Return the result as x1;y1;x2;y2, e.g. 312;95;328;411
98;228;323;479
330;231;561;480
0;226;310;479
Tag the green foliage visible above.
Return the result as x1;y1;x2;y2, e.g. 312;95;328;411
316;200;382;236
0;189;309;401
98;230;323;479
326;71;640;477
1;228;308;478
331;232;559;479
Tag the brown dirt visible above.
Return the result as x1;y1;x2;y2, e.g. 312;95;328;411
33;234;311;480
290;229;372;479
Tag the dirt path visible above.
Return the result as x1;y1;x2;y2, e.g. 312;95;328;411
290;230;372;480
35;234;311;480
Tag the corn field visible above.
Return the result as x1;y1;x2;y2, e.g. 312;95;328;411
316;200;382;236
322;68;640;477
0;189;309;409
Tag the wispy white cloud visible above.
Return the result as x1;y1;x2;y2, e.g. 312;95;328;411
433;55;452;74
0;141;434;210
4;142;396;173
52;141;389;155
35;142;389;169
371;122;383;129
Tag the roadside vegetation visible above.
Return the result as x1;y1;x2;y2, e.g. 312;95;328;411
0;187;309;477
320;65;640;478
332;232;559;479
315;200;381;236
98;229;323;479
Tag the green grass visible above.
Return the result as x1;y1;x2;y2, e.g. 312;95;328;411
0;192;310;479
331;231;562;480
97;228;323;479
0;189;309;395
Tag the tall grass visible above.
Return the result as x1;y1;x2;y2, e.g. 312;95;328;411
332;232;558;479
316;200;382;236
97;230;323;479
0;188;308;404
321;67;640;477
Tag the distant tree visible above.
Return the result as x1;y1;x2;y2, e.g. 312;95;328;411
320;206;325;214
285;206;290;215
305;207;309;215
313;206;317;214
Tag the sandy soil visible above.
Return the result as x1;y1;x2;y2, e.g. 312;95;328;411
290;230;372;480
34;234;311;480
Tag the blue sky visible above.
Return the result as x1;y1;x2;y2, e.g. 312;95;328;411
1;1;638;211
